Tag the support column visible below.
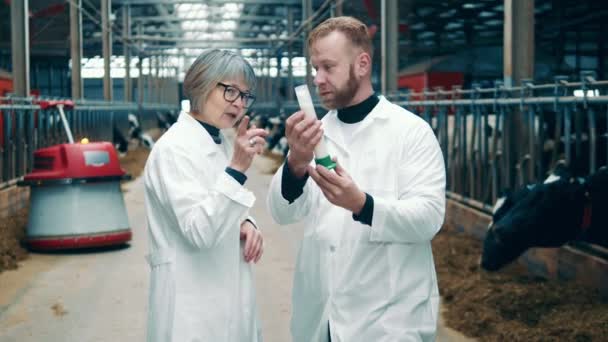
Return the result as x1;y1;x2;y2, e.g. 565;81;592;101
599;21;605;79
381;0;398;94
70;0;83;99
174;67;180;107
503;0;534;87
275;47;282;108
159;56;164;104
162;56;167;103
123;5;132;102
137;23;144;105
148;55;153;103
262;51;268;102
266;50;272;102
10;0;30;97
303;0;313;90
258;54;263;102
154;55;160;103
503;0;535;185
287;7;294;101
102;0;113;101
331;0;343;17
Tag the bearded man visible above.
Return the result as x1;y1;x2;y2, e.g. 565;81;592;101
267;16;446;342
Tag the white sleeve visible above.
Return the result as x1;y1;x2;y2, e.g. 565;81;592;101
150;146;255;248
369;123;446;243
245;216;258;229
266;163;317;225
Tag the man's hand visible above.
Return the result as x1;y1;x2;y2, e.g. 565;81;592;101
285;111;324;178
307;159;366;214
240;220;263;263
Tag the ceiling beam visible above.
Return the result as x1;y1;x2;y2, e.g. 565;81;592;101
141;28;280;35
131;35;288;43
143;43;278;50
132;14;282;23
116;0;299;5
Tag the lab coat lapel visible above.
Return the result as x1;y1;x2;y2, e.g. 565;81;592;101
350;96;390;139
178;112;219;157
322;111;350;156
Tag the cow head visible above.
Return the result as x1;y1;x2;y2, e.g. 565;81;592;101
481;177;586;271
580;166;608;247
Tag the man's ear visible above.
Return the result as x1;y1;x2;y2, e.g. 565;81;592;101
356;52;372;77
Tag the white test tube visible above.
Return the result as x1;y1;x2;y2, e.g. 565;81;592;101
294;84;336;169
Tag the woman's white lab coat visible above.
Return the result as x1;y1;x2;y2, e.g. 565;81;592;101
267;97;446;342
144;112;261;342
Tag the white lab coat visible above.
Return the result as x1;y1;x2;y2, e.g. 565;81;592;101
144;112;262;342
267;97;446;342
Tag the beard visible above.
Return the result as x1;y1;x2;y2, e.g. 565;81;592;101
320;64;360;110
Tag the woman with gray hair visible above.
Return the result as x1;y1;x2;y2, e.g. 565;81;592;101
143;49;267;342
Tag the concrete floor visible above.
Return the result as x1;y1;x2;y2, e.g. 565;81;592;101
0;154;474;342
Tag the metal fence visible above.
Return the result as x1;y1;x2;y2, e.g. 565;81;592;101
387;74;608;210
256;73;608;211
0;96;179;189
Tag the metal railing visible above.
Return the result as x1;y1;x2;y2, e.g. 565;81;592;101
0;96;179;189
255;73;608;210
389;74;608;209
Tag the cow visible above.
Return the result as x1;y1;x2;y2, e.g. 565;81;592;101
481;165;607;271
265;115;289;157
156;110;177;131
579;166;608;247
113;124;129;157
128;113;154;149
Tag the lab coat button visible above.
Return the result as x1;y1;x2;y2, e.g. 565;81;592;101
329;246;336;252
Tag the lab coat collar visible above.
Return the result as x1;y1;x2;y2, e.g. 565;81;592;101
178;112;219;156
322;96;390;153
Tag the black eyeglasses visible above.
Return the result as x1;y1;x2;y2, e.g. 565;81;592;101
217;82;256;108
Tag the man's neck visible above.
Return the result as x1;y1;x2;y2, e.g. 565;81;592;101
337;93;379;124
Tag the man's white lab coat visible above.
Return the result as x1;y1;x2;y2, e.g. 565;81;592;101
144;112;261;342
267;97;446;342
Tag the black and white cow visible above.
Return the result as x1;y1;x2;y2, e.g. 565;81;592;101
579;166;608;247
113;124;129;156
156;110;177;131
128;113;154;149
481;165;608;271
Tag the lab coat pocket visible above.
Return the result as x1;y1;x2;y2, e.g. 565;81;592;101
146;250;176;342
354;149;397;191
146;249;175;267
175;294;230;342
382;296;438;341
357;156;397;197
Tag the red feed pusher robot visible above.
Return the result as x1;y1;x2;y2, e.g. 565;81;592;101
18;100;132;251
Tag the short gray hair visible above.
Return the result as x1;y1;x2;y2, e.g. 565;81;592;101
183;49;256;114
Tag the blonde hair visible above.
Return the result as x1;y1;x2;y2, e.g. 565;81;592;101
307;16;373;59
183;49;256;114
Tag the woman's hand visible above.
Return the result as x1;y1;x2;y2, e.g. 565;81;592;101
230;116;268;173
240;220;263;263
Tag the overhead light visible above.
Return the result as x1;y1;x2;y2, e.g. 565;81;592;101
439;9;457;18
411;22;426;30
573;89;599;97
445;22;462;30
